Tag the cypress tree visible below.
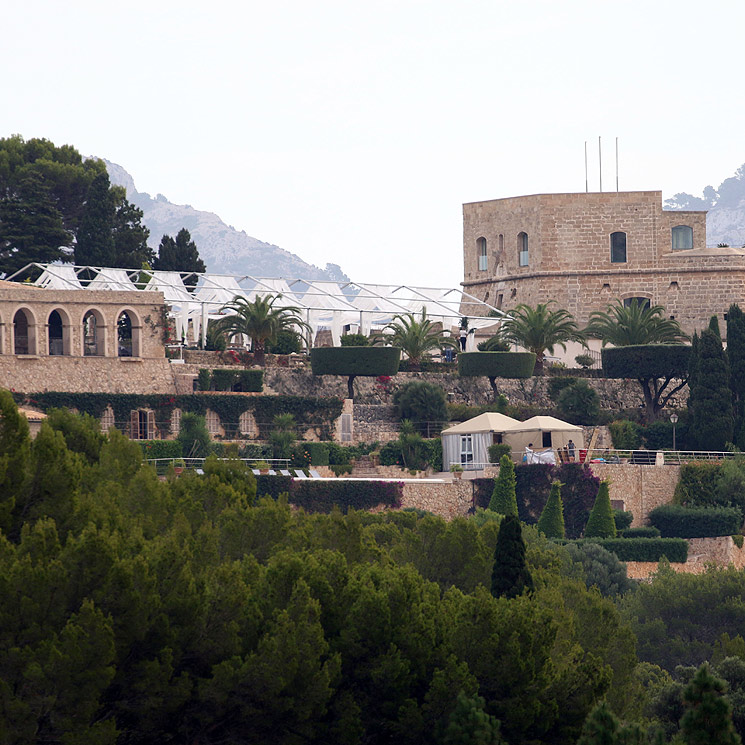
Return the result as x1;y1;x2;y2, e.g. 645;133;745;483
690;327;734;450
490;515;533;599
584;480;616;538
727;304;745;447
537;480;565;539
680;663;741;745
709;314;722;338
488;454;518;516
75;171;115;266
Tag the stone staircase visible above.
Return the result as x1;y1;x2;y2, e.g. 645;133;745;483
351;455;382;477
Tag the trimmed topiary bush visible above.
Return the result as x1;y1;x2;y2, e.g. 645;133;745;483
649;504;744;538
488;443;512;463
585;480;617;538
584;537;688;563
537;480;565;538
340;333;369;347
556;380;600;425
489;454;518;516
458;351;536;378
602;344;691;379
613;509;634;531
212;368;236;391
197;369;212;392
311;346;401;398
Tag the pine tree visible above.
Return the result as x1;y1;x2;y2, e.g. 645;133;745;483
690;327;734;450
680;663;741;745
490;515;533;599
585;480;616;538
441;691;504;745
577;701;620;745
537;480;565;538
111;186;153;268
154;227;205;272
727;305;745;448
488;454;518;516
75;171;115;266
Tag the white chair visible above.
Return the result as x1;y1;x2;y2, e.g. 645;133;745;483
280;469;292;476
294;469;309;479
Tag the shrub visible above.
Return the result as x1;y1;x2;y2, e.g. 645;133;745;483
537;480;565;538
565;542;632;596
236;370;263;392
575;353;595;369
310;346;400;376
488;443;512;463
609;420;641;450
255;474;294;500
547;376;578;401
585;480;616;538
197;369;212;392
304;442;330;466
393;381;448;436
139;440;183;460
621;526;661;538
477;335;510;352
583;537;688;563
489;455;518;516
602;344;691;379
212;368;236;391
458;351;536;379
379;440;402;466
340;333;369;347
330;464;354;476
177;413;211;458
290;479;402;512
556;380;600;425
649;504;744;538
674;462;724;507
266;329;302;354
613;509;634;531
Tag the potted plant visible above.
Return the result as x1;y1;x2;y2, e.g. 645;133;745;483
173;458;186;475
254;460;270;475
450;463;464;479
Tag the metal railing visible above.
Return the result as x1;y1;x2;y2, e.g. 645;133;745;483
145;457;291;476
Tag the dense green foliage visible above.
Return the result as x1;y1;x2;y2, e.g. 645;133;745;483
689;327;734;450
585;537;688;563
537;480;565;538
75;170;116;265
490;515;534;599
585;481;617;538
339;333;369;346
556;379;601;424
586;298;689;346
565;542;632;597
203;368;264;392
457;352;536;378
728;304;745;448
649;504;743;538
393;381;448;436
310;346;401;376
680;663;742;745
602;345;692;421
0;393;654;744
488;455;518;516
621;526;661;538
266;328;303;354
488;443;511;463
153;227;206;273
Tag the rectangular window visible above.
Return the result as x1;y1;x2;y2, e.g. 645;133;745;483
478;254;488;271
610;232;627;263
460;435;474;467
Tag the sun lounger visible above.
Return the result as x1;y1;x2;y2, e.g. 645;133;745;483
294;469;308;479
280;469;292;476
309;469;323;479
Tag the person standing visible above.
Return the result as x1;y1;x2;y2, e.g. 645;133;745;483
567;439;576;462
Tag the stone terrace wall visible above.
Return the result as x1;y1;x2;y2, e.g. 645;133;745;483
626;537;745;579
400;480;473;520
590;463;680;526
0;355;176;395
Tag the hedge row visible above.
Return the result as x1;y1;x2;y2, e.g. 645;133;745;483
648;504;743;538
290;479;403;513
458;352;536;379
620;526;661;539
602;344;691;379
139;440;183;459
582;537;688;563
310;346;401;376
202;368;263;392
20;392;344;440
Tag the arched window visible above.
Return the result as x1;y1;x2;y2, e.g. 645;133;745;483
13;309;36;355
48;310;65;355
83;310;105;356
477;237;488;271
623;297;651;310
518;232;529;266
117;311;133;357
672;225;693;250
498;234;504;252
610;231;627;263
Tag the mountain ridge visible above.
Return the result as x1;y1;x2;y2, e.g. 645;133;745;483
102;159;349;282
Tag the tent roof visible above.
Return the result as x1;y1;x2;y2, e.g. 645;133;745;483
503;415;583;433
441;412;521;435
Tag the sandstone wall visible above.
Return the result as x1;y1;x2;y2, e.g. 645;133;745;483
400;480;473;520
589;463;680;526
626;537;745;579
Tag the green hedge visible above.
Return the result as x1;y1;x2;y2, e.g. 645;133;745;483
601;344;691;379
290;480;403;513
305;442;330;466
583;537;688;563
620;526;660;538
458;352;536;378
139;440;184;459
22;392;343;440
673;462;723;507
310;346;401;376
613;509;634;531
648;504;743;538
210;369;263;392
255;475;294;500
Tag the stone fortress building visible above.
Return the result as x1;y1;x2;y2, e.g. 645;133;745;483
462;190;745;334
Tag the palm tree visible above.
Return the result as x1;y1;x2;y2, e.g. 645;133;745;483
585;298;690;346
500;302;584;375
373;308;457;370
217;293;310;366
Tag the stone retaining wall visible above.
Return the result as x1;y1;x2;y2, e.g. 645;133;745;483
400;480;473;520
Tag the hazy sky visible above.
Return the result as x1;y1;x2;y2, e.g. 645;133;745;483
4;0;745;285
